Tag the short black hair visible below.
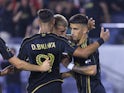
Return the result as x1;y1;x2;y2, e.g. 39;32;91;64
69;14;88;25
37;9;54;23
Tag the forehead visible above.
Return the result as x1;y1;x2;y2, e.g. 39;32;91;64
70;23;82;28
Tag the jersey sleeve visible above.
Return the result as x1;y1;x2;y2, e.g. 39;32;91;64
18;40;28;61
86;50;99;66
62;40;78;56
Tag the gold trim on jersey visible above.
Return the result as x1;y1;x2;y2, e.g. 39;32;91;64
31;79;63;93
86;76;91;93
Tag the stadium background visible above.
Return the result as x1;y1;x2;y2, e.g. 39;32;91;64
0;0;124;93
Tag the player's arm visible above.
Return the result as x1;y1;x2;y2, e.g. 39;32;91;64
0;65;14;76
0;58;51;76
8;57;51;72
0;38;51;72
72;65;96;75
62;57;96;75
73;27;110;58
63;62;96;76
61;71;72;79
61;56;73;79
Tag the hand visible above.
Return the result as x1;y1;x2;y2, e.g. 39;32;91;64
77;32;87;46
100;27;110;42
40;58;51;72
61;58;71;68
0;65;14;76
88;18;95;30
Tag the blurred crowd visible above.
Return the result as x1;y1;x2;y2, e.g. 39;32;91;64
0;0;124;40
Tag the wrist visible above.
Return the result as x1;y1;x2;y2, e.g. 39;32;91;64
97;38;104;46
39;66;44;72
67;62;74;70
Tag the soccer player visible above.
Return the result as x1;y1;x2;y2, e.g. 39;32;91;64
53;14;104;93
53;14;68;37
1;9;109;93
63;14;106;93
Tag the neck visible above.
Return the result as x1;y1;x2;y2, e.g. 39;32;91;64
39;24;52;33
52;28;57;35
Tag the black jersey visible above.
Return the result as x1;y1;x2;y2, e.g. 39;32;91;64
18;33;77;92
73;39;104;93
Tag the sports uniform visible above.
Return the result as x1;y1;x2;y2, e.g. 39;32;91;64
73;39;106;93
18;33;77;93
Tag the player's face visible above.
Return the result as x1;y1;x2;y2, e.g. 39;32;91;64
70;23;85;41
55;26;67;36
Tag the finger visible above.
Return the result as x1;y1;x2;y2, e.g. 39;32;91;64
105;29;109;32
46;57;49;60
92;20;95;23
101;27;104;32
89;17;93;20
106;29;110;36
93;22;95;25
86;16;89;19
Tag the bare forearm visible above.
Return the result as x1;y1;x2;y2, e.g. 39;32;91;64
73;42;100;58
8;56;43;71
72;65;96;75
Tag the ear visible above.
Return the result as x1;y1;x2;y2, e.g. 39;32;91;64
38;18;42;25
52;18;55;25
49;18;55;27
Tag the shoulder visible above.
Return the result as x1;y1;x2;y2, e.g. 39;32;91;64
48;33;60;39
21;34;40;47
59;36;68;41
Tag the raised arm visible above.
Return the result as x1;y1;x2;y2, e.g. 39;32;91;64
73;27;110;58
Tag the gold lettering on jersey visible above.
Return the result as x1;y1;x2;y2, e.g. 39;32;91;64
31;42;56;50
